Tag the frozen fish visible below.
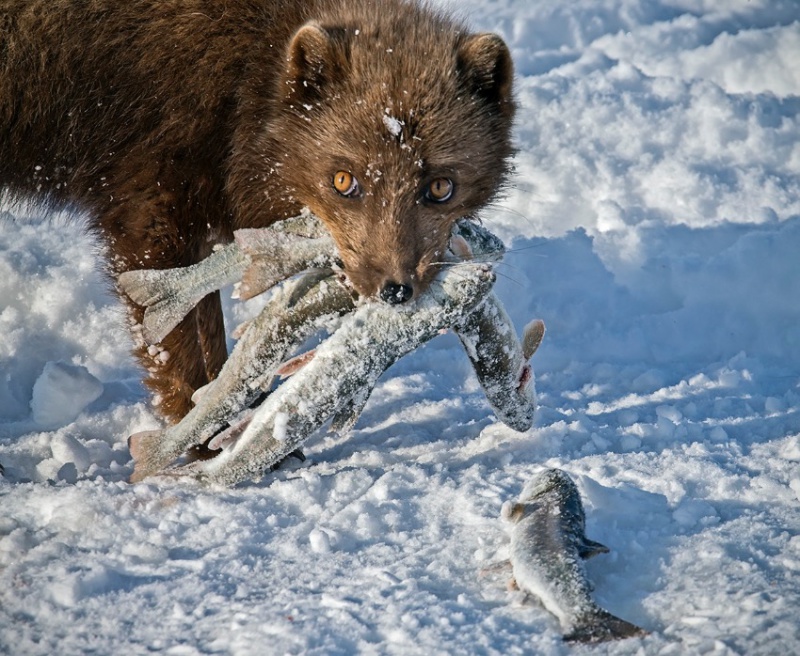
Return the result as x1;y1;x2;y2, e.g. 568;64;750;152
129;270;355;482
502;469;648;643
175;261;497;486
117;211;338;344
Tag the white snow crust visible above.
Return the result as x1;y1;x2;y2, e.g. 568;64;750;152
30;361;104;430
2;1;800;654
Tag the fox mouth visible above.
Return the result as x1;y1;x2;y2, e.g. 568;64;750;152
339;258;444;306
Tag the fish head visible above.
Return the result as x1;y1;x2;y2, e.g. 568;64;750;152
519;468;579;503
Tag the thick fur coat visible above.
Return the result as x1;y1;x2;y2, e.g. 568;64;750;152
1;0;515;421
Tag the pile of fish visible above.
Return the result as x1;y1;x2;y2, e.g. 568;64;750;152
502;468;649;643
121;211;544;486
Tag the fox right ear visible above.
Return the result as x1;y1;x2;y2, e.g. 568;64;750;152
285;23;339;99
457;33;514;109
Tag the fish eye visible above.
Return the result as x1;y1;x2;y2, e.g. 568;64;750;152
333;171;360;197
426;178;454;202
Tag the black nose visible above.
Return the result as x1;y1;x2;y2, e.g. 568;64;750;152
380;281;414;305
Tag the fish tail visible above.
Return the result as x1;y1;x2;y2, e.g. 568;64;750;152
118;268;200;344
564;608;648;643
118;267;192;309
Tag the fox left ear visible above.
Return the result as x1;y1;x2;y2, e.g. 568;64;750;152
457;33;514;107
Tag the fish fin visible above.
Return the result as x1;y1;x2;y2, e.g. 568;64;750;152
449;234;474;260
578;537;611;559
207;412;255;451
191;381;214;406
564;609;648;643
231;319;252;340
276;350;316;379
128;430;166;483
478;560;512;578
500;501;526;523
237;262;273;301
522;319;546;360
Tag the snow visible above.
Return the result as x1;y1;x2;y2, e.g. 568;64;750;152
1;1;799;653
30;361;104;429
383;112;404;138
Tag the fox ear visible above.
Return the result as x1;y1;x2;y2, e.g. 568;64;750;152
285;22;339;99
457;33;514;107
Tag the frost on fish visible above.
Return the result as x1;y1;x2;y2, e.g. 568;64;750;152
118;243;249;344
503;469;648;643
455;295;540;432
176;262;496;486
452;218;506;262
234;229;338;301
129;271;356;482
448;219;540;432
117;211;338;344
330;386;372;436
127;214;541;483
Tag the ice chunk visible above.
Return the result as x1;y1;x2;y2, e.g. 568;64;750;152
309;528;332;554
30;361;104;429
50;433;91;472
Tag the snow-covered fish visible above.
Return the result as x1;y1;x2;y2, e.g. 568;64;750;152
126;215;541;483
323;222;541;437
502;469;648;643
449;219;543;432
117;211;338;344
118;214;503;346
129;270;356;482
457;296;543;432
171;261;497;486
451;218;506;263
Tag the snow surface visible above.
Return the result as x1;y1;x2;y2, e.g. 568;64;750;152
2;1;799;654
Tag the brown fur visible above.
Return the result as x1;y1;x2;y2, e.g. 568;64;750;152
0;0;515;422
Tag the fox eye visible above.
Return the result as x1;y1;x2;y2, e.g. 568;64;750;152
333;171;360;197
426;178;454;202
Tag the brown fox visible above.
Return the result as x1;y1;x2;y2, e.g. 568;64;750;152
0;0;515;421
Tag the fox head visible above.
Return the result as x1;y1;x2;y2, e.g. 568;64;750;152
247;2;515;303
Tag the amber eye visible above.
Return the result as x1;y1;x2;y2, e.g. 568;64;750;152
333;171;360;197
426;178;454;202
